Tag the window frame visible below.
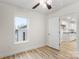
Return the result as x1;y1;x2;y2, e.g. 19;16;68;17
14;16;29;44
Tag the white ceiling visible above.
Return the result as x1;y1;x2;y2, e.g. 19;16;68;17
0;0;79;14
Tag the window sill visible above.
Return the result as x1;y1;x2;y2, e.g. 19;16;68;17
14;40;29;44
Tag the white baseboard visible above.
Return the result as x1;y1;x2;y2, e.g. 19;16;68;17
0;42;46;58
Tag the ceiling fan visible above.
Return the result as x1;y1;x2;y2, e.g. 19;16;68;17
32;0;52;10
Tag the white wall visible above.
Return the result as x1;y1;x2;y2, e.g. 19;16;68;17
47;1;79;50
0;3;46;57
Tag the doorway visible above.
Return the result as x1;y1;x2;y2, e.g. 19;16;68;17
59;14;77;56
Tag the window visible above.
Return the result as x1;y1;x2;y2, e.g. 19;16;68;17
14;17;28;44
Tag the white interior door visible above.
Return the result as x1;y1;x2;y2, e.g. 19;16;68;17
48;17;60;49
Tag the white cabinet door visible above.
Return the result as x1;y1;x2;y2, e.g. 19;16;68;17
48;17;60;49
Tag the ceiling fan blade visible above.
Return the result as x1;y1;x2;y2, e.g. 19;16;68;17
32;3;40;9
46;3;52;9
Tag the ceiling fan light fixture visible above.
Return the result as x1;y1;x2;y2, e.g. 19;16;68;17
40;0;47;8
43;3;47;8
47;0;52;5
32;0;52;9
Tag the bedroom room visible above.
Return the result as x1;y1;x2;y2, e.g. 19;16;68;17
0;0;79;59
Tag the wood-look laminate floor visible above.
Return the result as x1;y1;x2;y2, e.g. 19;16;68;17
1;45;79;59
60;40;77;52
60;40;79;59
